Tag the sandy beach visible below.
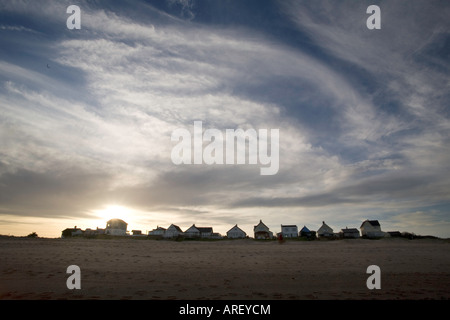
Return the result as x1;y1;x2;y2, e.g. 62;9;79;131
0;236;449;300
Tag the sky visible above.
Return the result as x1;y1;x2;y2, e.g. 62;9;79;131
0;0;449;238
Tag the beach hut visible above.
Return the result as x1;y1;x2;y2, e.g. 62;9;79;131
299;226;313;238
148;226;166;238
360;220;385;238
131;230;143;236
164;224;184;238
61;226;83;238
83;228;95;237
387;231;402;237
281;225;298;238
185;224;200;238
198;227;213;238
105;219;128;236
226;225;247;239
210;232;223;239
253;220;273;239
84;227;105;237
340;227;360;238
317;221;334;238
185;224;214;238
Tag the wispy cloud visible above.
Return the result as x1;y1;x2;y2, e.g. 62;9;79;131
0;0;449;237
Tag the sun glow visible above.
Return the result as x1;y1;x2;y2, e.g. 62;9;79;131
96;205;131;222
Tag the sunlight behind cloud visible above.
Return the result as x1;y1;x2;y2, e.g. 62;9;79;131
94;205;132;223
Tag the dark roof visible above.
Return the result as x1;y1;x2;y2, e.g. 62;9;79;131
360;220;380;228
281;225;297;228
341;228;359;233
106;219;128;225
186;225;212;233
62;228;81;232
300;226;310;232
169;224;183;232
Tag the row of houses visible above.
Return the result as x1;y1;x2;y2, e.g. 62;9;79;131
62;218;395;240
150;224;224;239
61;219;130;238
278;220;391;239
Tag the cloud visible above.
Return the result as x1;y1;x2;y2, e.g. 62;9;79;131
0;165;113;218
0;24;39;33
166;0;196;20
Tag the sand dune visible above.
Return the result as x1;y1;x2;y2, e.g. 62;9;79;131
0;237;449;300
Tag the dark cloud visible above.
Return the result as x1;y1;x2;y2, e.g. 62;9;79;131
233;170;450;209
0;166;114;218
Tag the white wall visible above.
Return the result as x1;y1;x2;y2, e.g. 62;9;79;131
106;229;127;236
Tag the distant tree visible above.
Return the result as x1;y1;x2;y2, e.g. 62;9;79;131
27;232;38;238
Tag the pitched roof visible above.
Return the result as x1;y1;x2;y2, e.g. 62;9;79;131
300;226;310;232
360;220;380;228
106;219;128;226
168;224;183;232
254;220;269;231
149;226;166;233
185;224;199;232
318;221;333;233
341;228;359;233
186;224;213;233
62;228;81;232
227;224;246;234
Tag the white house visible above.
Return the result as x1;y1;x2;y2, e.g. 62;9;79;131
226;225;247;239
184;224;200;238
163;224;184;238
254;220;273;239
185;224;214;238
148;226;166;237
281;225;298;238
360;220;385;238
105;219;128;236
317;221;334;238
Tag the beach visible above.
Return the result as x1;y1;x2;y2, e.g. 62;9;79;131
0;237;449;300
